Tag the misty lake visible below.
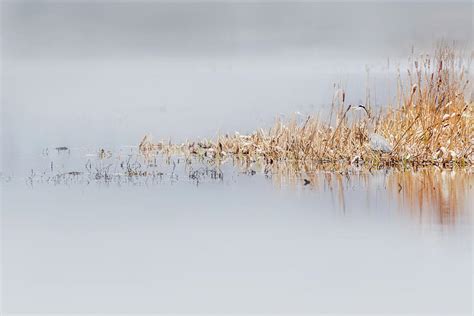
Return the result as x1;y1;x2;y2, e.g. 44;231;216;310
1;145;472;313
1;1;473;312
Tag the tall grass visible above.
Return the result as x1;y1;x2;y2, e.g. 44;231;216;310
140;46;473;169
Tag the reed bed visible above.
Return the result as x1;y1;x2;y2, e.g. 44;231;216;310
22;146;471;225
140;46;473;169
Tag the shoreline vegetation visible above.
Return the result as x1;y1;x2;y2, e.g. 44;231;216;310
21;150;472;223
139;46;473;171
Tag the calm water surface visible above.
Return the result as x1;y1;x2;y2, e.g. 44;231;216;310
1;147;472;314
2;1;472;313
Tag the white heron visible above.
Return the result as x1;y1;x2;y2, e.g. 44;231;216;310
352;104;393;153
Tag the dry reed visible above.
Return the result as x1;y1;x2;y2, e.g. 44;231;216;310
140;46;473;170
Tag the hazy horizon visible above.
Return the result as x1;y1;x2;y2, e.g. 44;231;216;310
2;1;472;61
1;1;472;157
1;2;473;314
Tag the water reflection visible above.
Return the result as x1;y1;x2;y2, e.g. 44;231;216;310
3;147;472;225
232;157;472;224
387;169;472;225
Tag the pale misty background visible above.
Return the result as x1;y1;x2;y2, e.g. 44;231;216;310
1;1;472;161
1;1;473;314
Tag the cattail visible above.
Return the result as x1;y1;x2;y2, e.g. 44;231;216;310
138;45;471;170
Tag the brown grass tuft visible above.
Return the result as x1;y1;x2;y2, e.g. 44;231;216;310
141;46;473;170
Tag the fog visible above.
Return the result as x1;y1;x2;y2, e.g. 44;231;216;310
1;2;473;314
2;1;472;60
2;1;471;155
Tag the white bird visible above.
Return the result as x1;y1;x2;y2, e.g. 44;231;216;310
369;133;393;153
353;104;393;153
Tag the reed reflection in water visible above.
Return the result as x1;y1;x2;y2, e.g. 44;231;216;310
2;148;472;313
387;169;472;225
14;147;473;226
235;158;472;225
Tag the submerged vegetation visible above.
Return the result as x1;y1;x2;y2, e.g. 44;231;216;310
5;46;470;222
2;47;470;226
14;145;471;224
140;46;473;169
